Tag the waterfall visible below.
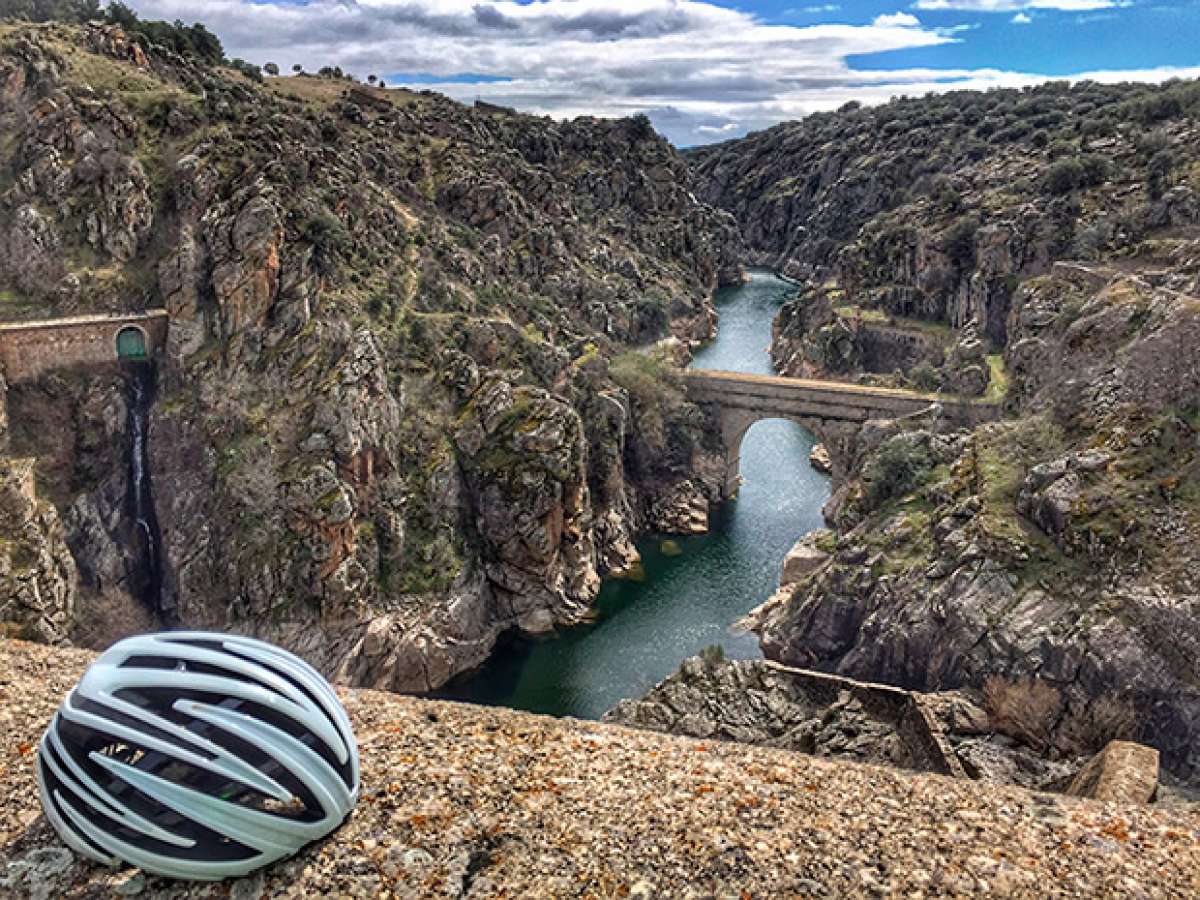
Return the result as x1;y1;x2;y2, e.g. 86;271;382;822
131;375;153;561
125;362;171;622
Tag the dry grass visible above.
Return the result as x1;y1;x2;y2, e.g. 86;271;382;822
266;76;419;110
982;675;1062;750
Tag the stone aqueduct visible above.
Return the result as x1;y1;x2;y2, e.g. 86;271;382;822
0;310;168;449
0;310;168;384
683;370;1003;496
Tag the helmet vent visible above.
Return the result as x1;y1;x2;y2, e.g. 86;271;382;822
38;632;359;880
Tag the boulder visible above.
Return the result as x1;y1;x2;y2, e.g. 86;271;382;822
1067;741;1160;804
781;530;833;586
809;443;833;474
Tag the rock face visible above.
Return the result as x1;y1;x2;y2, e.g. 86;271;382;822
607;655;1158;795
781;529;832;584
687;78;1200;788
0;22;738;689
0;458;75;644
750;269;1200;783
807;444;833;475
606;655;965;777
696;81;1200;398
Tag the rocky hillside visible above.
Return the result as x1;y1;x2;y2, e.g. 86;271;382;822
3;638;1199;898
0;18;741;689
692;80;1200;394
689;82;1200;784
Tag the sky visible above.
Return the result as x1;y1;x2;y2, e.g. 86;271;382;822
119;1;1200;146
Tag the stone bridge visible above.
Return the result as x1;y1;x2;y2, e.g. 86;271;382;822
684;369;1002;495
0;310;169;384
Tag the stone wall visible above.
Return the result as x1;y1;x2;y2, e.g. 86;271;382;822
0;311;168;384
859;324;945;373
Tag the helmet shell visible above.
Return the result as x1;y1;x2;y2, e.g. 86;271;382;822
37;632;359;881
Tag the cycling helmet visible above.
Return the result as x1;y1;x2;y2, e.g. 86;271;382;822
36;632;359;881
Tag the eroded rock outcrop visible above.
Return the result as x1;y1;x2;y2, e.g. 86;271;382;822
0;22;735;689
0;459;75;644
750;270;1200;782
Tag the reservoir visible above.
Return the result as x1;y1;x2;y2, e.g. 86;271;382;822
441;269;831;718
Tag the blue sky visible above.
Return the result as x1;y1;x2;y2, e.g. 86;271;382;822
124;1;1200;145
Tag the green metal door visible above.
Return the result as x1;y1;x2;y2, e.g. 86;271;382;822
116;327;147;359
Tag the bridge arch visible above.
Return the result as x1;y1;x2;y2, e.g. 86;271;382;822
684;369;1001;499
715;408;851;497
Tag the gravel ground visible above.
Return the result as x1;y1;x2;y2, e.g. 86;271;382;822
1;638;1198;898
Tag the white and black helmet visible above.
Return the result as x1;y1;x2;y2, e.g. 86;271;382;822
36;632;359;881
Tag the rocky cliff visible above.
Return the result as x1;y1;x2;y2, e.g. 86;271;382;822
692;81;1200;393
688;83;1200;785
0;19;740;689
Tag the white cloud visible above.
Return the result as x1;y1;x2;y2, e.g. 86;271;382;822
697;122;742;135
873;12;922;27
914;1;1119;10
1012;12;1034;22
118;1;1185;147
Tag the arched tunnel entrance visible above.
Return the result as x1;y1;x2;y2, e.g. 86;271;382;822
116;325;148;360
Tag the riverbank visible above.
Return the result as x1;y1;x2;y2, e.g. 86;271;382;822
441;271;829;718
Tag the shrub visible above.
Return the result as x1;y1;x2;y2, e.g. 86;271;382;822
1;0;100;22
942;215;979;271
863;434;935;506
1047;139;1076;160
227;58;263;83
1045;159;1084;195
1071;221;1111;260
909;362;941;393
982;676;1062;750
609;351;682;450
699;644;726;667
1077;153;1110;187
1148;149;1176;199
300;209;350;276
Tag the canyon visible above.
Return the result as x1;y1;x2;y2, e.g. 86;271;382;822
1;12;1200;894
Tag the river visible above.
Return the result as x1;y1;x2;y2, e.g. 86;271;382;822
440;269;830;718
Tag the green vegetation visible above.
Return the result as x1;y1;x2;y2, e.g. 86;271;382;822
908;361;941;393
1043;154;1110;195
0;1;100;23
699;644;726;666
983;354;1009;403
299;208;351;276
609;350;682;449
863;434;936;507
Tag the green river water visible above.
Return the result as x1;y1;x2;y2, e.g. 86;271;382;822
440;269;831;718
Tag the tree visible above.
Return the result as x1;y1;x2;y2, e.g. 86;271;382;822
103;0;137;28
367;74;377;85
292;63;303;73
264;61;280;77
